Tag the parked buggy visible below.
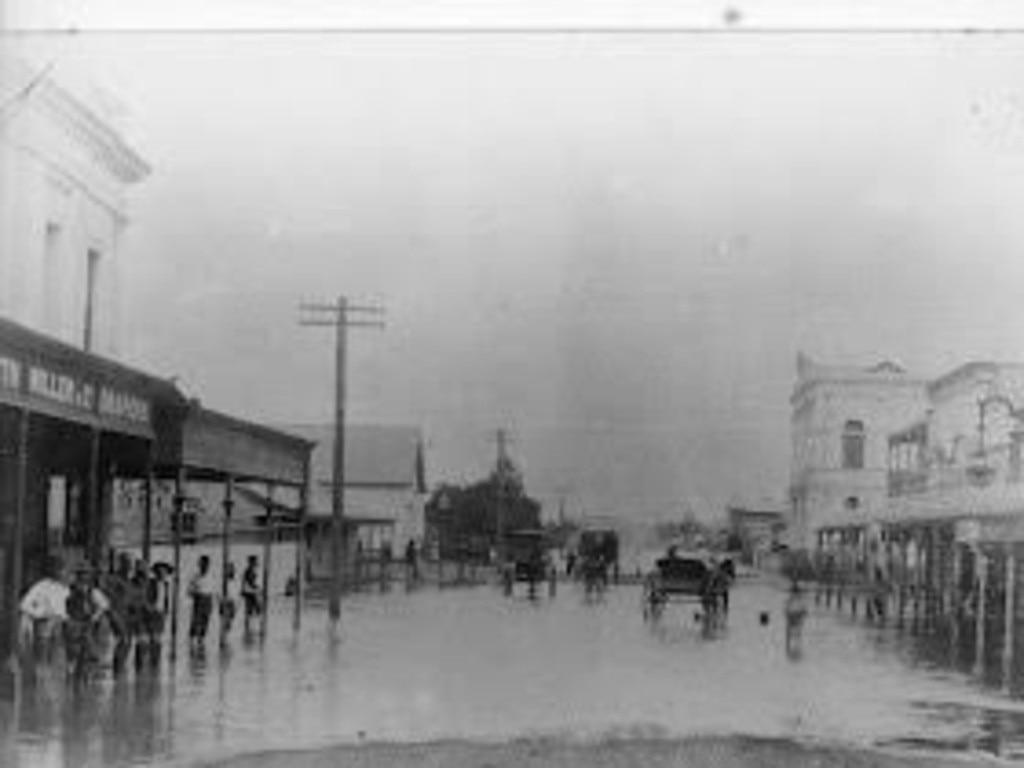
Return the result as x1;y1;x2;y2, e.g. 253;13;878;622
576;528;619;596
642;549;716;621
501;529;557;598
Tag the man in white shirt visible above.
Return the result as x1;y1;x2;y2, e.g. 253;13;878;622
19;558;69;663
187;555;214;649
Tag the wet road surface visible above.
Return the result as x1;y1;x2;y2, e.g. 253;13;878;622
7;565;1024;767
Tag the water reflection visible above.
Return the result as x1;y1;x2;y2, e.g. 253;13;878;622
10;662;172;768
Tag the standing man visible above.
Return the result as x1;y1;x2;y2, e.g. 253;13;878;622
241;555;262;635
187;555;214;651
103;553;135;675
405;539;418;582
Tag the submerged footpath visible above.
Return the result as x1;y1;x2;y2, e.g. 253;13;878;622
186;736;1012;768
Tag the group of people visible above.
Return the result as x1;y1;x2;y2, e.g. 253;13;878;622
17;549;271;678
19;552;172;680
186;554;264;651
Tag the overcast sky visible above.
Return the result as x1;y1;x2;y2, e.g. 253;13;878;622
8;2;1024;521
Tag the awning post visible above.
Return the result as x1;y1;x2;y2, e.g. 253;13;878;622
170;467;186;663
294;463;309;632
220;475;234;649
261;483;273;639
87;428;101;566
143;449;155;567
9;409;29;660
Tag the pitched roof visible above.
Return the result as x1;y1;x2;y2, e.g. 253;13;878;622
282;424;425;491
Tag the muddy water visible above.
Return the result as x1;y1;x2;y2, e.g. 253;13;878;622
7;557;1024;767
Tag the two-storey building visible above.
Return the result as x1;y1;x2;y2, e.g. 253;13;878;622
0;56;314;668
788;353;928;548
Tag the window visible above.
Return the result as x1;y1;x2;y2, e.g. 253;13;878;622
43;223;62;332
84;248;101;351
842;420;866;470
845;496;860;512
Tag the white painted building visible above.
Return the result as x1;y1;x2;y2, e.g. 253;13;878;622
788;354;928;548
885;362;1024;523
790;355;1024;549
284;424;428;577
0;54;150;357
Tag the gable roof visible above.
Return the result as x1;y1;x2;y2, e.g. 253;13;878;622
282;424;426;492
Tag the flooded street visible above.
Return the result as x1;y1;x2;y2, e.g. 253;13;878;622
8;560;1024;767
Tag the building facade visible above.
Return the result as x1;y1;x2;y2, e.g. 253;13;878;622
1;56;150;357
285;424;428;580
727;502;787;566
789;353;928;548
0;55;315;669
885;362;1024;522
791;354;1024;552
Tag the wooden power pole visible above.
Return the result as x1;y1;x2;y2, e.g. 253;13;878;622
299;296;384;624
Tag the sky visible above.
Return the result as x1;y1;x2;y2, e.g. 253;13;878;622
7;2;1024;521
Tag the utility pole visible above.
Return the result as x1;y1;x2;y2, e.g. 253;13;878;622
299;296;385;624
495;428;511;562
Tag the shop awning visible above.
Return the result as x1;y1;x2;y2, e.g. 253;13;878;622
155;401;314;487
0;316;185;440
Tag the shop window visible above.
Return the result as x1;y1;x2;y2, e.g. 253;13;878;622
842;420;866;469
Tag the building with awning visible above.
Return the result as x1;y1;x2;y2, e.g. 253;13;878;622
0;316;182;659
0;317;318;661
0;51;318;667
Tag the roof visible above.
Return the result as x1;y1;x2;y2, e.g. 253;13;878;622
282;424;426;491
926;361;1024;399
5;56;151;185
792;354;925;403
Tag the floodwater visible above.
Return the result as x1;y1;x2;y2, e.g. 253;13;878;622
7;549;1024;767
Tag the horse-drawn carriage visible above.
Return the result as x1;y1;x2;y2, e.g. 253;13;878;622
576;528;619;597
642;550;729;621
501;529;557;598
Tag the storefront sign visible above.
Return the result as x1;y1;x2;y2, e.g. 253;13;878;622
28;365;96;411
0;352;152;429
98;387;150;424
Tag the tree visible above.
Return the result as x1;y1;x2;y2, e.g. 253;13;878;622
425;469;542;561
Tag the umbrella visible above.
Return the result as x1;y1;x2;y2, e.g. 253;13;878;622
20;578;70;620
151;561;174;578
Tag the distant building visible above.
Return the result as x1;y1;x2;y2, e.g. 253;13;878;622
727;502;787;566
284;424;427;578
788;353;928;548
